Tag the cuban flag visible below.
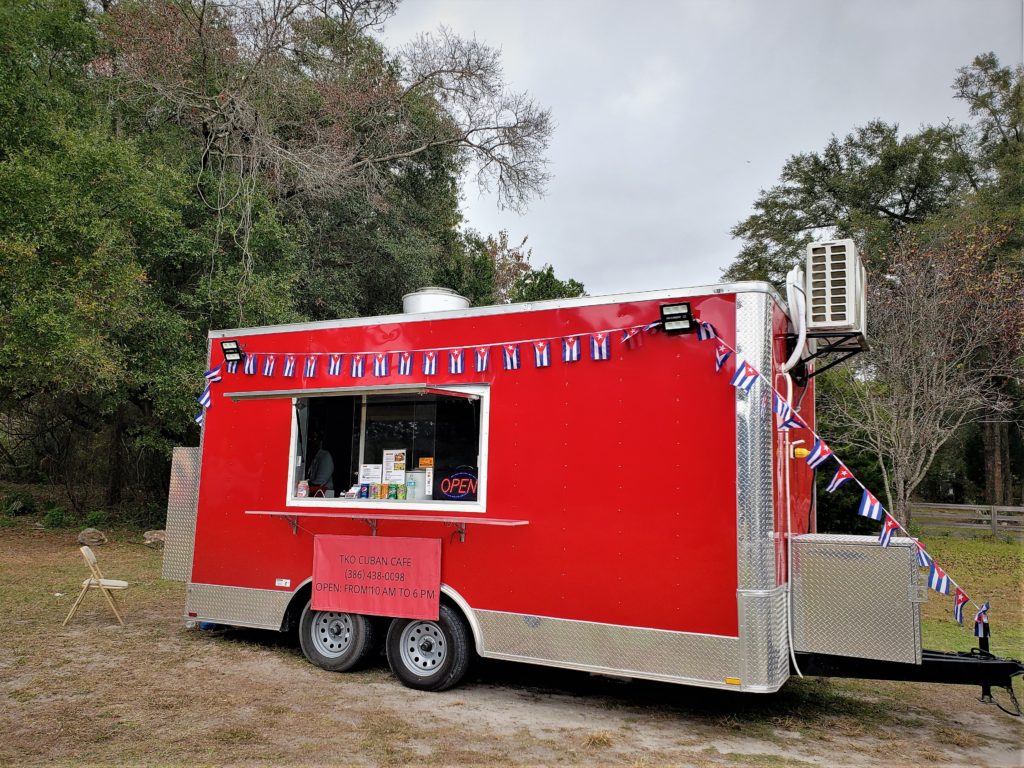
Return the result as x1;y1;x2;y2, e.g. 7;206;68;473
502;344;521;370
805;437;832;469
534;340;551;368
696;321;717;341
304;356;317;378
225;360;239;374
398;352;413;376
590;333;611;361
243;353;258;375
772;394;804;430
197;385;212;409
327;354;342;376
974;602;990;638
194;410;205;426
563;336;581;363
714;344;732;373
448;349;464;374
282;355;296;377
262;354;276;377
928;562;951;595
474;347;490;373
621;326;641;344
953;587;969;625
826;465;854;493
423;351;438;375
350;354;365;378
913;538;933;568
730;360;758;393
878;513;900;547
857;488;884;521
373;353;389;377
204;364;223;383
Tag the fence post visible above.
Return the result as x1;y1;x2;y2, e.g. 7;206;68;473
990;506;998;536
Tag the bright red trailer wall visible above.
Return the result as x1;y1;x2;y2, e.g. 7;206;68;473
193;293;741;636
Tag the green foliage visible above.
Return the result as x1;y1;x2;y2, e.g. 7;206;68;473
84;510;106;528
43;505;65;528
2;493;36;517
509;264;586;303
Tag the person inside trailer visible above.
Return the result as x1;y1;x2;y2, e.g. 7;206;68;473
306;431;334;497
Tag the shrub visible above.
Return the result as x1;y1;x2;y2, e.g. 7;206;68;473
84;510;107;528
44;505;66;528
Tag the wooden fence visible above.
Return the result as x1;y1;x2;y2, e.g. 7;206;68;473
909;503;1024;539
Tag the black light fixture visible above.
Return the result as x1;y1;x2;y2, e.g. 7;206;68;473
220;339;245;362
660;302;693;334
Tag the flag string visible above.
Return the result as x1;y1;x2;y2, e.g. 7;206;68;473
701;321;988;618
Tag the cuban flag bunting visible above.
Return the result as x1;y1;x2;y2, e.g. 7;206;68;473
878;513;900;547
194;410;204;425
696;321;717;341
643;320;661;333
262;354;276;377
474;347;490;373
198;385;212;409
225;360;239;374
857;488;884;521
772;394;804;430
953;587;969;625
826;464;854;493
590;333;611;361
423;351;438;376
204;365;223;383
913;538;933;568
350;354;365;378
928;562;951;595
534;340;551;368
562;336;581;363
805;437;833;469
304;356;317;378
621;326;641;344
730;359;758;393
448;349;464;375
398;352;413;376
714;344;732;373
373;353;389;377
283;355;296;377
243;353;257;375
974;602;990;638
328;354;342;376
502;344;521;370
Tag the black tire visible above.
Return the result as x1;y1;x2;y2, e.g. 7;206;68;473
386;604;472;692
298;600;376;672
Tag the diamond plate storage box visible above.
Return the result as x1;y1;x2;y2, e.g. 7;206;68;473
163;447;201;581
791;534;923;664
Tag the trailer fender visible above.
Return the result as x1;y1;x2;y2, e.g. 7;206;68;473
440;585;483;655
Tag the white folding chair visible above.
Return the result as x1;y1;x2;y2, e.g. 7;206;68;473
62;546;129;626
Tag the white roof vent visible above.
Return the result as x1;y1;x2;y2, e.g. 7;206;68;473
402;287;470;314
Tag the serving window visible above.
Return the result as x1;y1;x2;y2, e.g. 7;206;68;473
289;385;487;508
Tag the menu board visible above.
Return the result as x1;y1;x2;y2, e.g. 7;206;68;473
382;449;407;485
358;463;383;484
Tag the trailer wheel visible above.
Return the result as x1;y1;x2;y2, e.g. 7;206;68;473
386;604;471;692
298;601;375;672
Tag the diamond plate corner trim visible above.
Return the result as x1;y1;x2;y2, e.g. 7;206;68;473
163;447;201;581
471;609;744;688
186;583;292;631
791;534;921;664
738;587;789;691
734;293;788;689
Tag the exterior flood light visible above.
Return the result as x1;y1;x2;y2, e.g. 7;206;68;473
660;302;693;334
220;339;245;362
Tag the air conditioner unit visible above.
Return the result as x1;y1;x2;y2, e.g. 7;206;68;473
805;239;867;341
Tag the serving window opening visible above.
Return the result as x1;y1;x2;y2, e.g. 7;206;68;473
291;388;484;505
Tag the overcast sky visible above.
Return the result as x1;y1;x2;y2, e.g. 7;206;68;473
381;1;1022;296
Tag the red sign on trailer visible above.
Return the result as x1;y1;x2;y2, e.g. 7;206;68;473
311;535;442;620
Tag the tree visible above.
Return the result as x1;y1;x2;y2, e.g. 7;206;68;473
509;264;585;303
819;227;1024;523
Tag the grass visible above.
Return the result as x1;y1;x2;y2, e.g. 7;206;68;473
0;519;1020;767
919;536;1024;659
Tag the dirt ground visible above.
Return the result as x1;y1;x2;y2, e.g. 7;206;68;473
1;527;1022;767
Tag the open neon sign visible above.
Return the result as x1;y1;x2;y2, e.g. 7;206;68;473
440;472;477;500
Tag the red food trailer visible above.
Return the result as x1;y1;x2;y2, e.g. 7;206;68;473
162;249;1023;702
